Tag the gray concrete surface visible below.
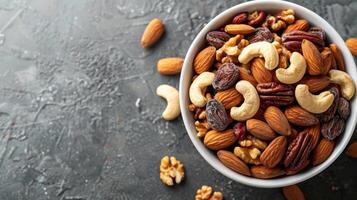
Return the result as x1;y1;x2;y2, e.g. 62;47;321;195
0;0;356;199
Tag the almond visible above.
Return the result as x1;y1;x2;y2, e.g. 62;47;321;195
260;136;287;168
305;123;320;150
320;47;333;74
238;67;258;87
246;119;277;141
204;129;237;150
250;165;285;179
284;106;319;126
264;106;291;136
217;150;251;176
251;58;273;83
302;39;323;75
284;19;310;34
141;18;164;48
346;38;357;56
157;57;184;75
214;88;243;109
299;76;330;93
282;185;305;200
345;141;357;158
330;43;345;71
312;138;335;166
193;46;216;74
224;24;255;35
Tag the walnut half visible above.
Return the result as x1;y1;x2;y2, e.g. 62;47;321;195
160;156;185;186
195;185;223;200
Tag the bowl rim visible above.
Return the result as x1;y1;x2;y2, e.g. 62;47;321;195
179;0;357;188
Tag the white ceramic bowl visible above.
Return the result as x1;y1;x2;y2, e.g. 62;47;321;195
179;0;357;188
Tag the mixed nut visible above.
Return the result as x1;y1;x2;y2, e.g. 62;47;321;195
188;9;356;179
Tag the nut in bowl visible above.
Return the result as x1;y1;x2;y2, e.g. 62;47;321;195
179;0;357;188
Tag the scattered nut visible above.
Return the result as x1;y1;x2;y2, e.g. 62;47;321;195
157;57;183;75
346;38;357;56
346;141;357;158
329;69;356;100
195;185;223;200
159;156;184;186
156;84;180;120
141;18;164;48
295;84;334;114
189;72;215;107
282;185;305;200
238;41;279;70
230;80;260;121
275;52;306;84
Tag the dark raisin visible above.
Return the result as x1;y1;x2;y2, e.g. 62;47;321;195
206;31;231;49
206;99;228;131
337;97;350;120
212;63;239;91
247;27;273;44
318;87;339;123
321;116;345;140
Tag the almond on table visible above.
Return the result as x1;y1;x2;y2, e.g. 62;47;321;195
141;18;164;48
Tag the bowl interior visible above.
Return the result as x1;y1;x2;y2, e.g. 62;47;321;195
179;0;357;188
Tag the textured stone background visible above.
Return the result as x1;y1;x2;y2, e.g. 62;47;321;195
0;0;356;199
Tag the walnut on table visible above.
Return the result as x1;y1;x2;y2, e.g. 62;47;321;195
160;156;185;186
195;185;223;200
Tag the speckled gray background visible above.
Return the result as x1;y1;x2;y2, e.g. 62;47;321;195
0;0;356;199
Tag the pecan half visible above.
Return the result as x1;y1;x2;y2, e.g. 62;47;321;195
232;12;248;24
248;10;266;26
256;82;295;106
284;131;313;170
282;30;324;52
309;27;325;41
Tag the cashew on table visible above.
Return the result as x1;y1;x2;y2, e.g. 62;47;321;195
156;84;180;120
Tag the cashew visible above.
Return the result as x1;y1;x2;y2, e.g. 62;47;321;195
329;69;356;100
189;72;215;107
230;80;260;121
156;84;180;120
275;52;306;84
295;84;334;114
238;41;279;70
